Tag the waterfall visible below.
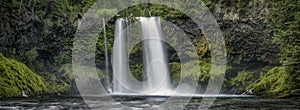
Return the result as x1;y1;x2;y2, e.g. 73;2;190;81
103;18;111;93
138;17;172;94
112;18;130;93
112;17;172;95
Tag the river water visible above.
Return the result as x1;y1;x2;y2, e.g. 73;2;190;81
0;96;299;110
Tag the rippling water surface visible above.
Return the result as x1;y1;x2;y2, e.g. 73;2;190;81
0;96;299;109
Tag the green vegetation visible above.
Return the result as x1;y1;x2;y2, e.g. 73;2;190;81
250;0;300;97
0;53;45;98
202;0;222;11
0;0;299;98
41;73;69;94
237;0;245;15
169;62;181;84
0;53;74;98
230;70;256;94
248;67;291;98
0;0;100;98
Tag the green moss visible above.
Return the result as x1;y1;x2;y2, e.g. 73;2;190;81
230;70;256;94
40;72;69;94
248;66;291;98
237;0;248;16
237;0;243;15
201;0;222;11
169;62;181;84
61;64;105;80
129;64;143;81
168;60;211;90
194;38;209;59
59;64;75;84
0;53;46;98
41;64;106;94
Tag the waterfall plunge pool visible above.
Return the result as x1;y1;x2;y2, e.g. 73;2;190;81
1;96;299;109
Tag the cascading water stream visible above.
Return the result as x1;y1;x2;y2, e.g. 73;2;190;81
112;18;131;94
138;17;172;94
109;16;252;100
112;17;172;95
103;18;111;93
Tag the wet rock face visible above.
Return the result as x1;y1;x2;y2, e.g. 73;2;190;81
172;0;279;70
63;0;296;98
165;0;280;93
212;0;280;93
214;0;279;69
67;1;281;95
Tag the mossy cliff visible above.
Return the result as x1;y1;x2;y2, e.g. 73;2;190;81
106;0;298;97
0;51;105;98
0;53;46;98
156;0;298;97
160;0;280;95
0;53;74;98
212;0;299;97
247;66;292;98
0;0;298;98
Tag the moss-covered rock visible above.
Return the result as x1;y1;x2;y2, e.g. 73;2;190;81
56;64;106;94
60;64;106;81
40;72;69;94
230;70;256;94
248;66;291;98
0;53;46;98
169;62;182;85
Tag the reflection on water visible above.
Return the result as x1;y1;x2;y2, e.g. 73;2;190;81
0;96;299;109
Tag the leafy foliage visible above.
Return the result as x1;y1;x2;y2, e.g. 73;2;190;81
248;67;291;97
230;70;256;94
0;0;299;98
268;0;300;95
0;0;99;97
